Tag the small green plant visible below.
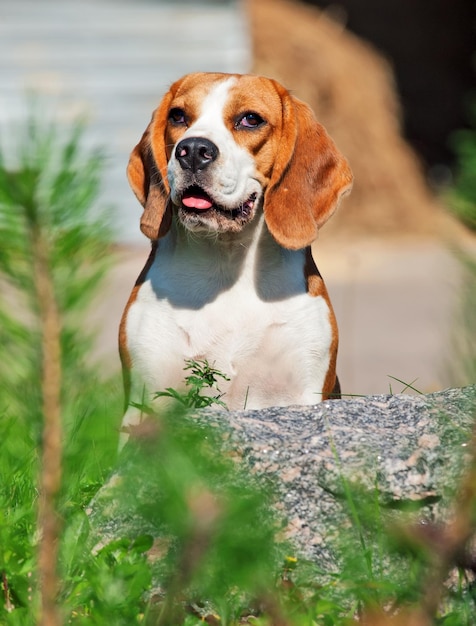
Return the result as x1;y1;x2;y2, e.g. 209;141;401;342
154;358;230;408
386;375;423;395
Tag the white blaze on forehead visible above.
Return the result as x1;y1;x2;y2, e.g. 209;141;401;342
185;76;237;139
170;75;260;204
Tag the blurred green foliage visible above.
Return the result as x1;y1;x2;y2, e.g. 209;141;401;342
448;252;476;389
448;101;476;230
0;110;123;624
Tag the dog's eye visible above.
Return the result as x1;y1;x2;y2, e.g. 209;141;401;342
169;108;187;125
236;112;266;130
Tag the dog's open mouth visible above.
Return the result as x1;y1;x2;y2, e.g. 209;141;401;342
180;185;257;219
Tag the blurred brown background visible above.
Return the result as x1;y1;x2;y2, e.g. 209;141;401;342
246;0;474;238
300;0;475;174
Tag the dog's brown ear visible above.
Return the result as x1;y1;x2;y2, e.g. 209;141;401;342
264;94;353;250
127;91;174;240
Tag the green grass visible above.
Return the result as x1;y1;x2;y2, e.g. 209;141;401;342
0;110;475;625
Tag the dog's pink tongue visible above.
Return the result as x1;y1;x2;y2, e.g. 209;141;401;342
182;191;213;210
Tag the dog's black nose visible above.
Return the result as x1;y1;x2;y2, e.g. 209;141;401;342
175;137;219;172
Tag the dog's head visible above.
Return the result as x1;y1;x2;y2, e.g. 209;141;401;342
127;72;352;249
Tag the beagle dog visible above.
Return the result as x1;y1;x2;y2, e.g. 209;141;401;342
119;72;352;438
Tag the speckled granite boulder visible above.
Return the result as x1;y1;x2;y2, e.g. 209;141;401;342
195;386;475;563
90;386;475;566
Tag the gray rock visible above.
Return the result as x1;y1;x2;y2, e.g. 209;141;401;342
195;386;475;563
89;386;475;569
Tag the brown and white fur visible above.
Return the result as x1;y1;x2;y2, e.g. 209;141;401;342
119;72;352;441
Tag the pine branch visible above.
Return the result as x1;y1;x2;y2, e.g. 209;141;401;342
0;108;111;623
33;224;62;626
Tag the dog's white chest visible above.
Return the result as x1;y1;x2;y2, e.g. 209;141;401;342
125;232;333;409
